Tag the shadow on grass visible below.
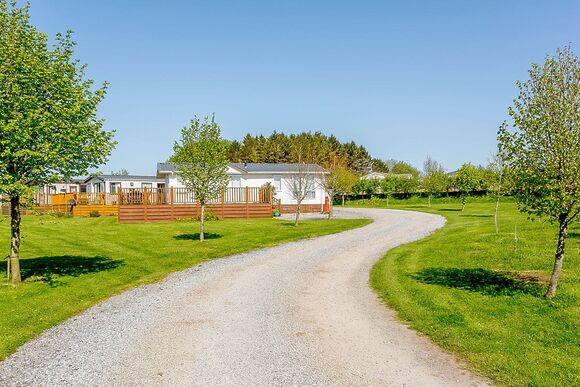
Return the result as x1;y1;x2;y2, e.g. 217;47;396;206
413;267;544;297
459;214;493;218
173;233;223;240
568;232;579;239
437;208;462;212
1;255;123;287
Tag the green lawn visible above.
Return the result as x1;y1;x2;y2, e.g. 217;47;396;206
344;197;579;386
0;214;370;360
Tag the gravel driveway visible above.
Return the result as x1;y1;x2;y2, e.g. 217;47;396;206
0;208;488;386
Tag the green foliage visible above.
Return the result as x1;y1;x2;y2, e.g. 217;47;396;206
89;210;101;218
454;164;483;209
170;115;229;205
110;169;129;176
422;157;449;202
354;178;379;195
498;46;580;226
0;1;116;198
498;45;580;298
228;131;372;174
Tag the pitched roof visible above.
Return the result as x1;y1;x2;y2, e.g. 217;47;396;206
157;162;327;175
230;163;327;174
84;175;164;183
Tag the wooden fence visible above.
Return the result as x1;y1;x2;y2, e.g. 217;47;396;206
3;186;322;221
117;186;273;223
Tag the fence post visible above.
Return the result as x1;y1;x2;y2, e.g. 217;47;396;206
221;188;225;219
143;187;148;222
170;187;175;220
245;186;249;218
117;189;122;223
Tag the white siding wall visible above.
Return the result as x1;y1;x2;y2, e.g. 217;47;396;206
164;172;326;206
86;179;163;193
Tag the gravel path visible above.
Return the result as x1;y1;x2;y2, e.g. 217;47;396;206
0;208;488;386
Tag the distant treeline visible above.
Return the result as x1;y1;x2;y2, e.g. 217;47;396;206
227;131;373;174
227;131;425;177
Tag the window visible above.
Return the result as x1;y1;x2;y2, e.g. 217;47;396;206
273;176;282;190
305;190;316;200
110;182;121;194
141;182;152;189
69;186;78;193
230;176;241;188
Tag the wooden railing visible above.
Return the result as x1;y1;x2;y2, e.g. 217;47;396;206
32;192;120;206
119;187;273;206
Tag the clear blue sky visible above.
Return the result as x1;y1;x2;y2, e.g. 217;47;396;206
29;0;580;175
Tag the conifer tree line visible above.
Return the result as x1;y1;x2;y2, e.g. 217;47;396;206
227;131;373;174
226;130;510;199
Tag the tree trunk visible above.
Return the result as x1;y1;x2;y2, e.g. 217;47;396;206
341;194;345;206
9;195;22;285
461;196;466;211
294;203;301;226
428;194;432;208
545;215;568;299
199;203;205;242
386;195;389;207
328;195;333;220
494;195;500;234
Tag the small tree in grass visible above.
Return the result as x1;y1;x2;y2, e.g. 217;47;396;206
286;163;317;226
498;46;580;298
379;175;398;207
0;1;116;285
487;152;512;234
170;115;229;242
454;164;480;211
321;155;357;219
422;156;447;207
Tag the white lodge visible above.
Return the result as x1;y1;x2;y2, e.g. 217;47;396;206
156;162;328;208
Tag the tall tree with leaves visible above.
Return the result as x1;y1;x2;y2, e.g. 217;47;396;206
498;46;580;298
170;115;229;242
0;1;116;285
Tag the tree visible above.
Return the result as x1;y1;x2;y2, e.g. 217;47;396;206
487;152;511;234
170;115;229;242
321;155;357;218
286;164;317;226
111;169;129;176
498;46;580;298
454;164;480;211
0;1;116;285
422;157;446;207
379;175;398;206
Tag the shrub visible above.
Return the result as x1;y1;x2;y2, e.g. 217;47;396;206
195;212;219;222
272;209;281;217
89;210;101;218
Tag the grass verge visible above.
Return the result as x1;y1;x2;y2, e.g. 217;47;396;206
0;215;370;360
345;197;579;386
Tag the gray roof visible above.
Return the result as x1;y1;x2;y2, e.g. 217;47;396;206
157;162;327;175
84;175;164;183
230;163;327;173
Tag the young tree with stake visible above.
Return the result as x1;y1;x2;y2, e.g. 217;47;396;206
498;46;580;299
422;156;446;207
0;1;116;285
454;164;480;211
170;116;229;242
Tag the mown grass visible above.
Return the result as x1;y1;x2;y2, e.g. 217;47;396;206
0;215;370;360
344;196;579;386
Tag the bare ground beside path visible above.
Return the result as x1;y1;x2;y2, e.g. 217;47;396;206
0;208;488;386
